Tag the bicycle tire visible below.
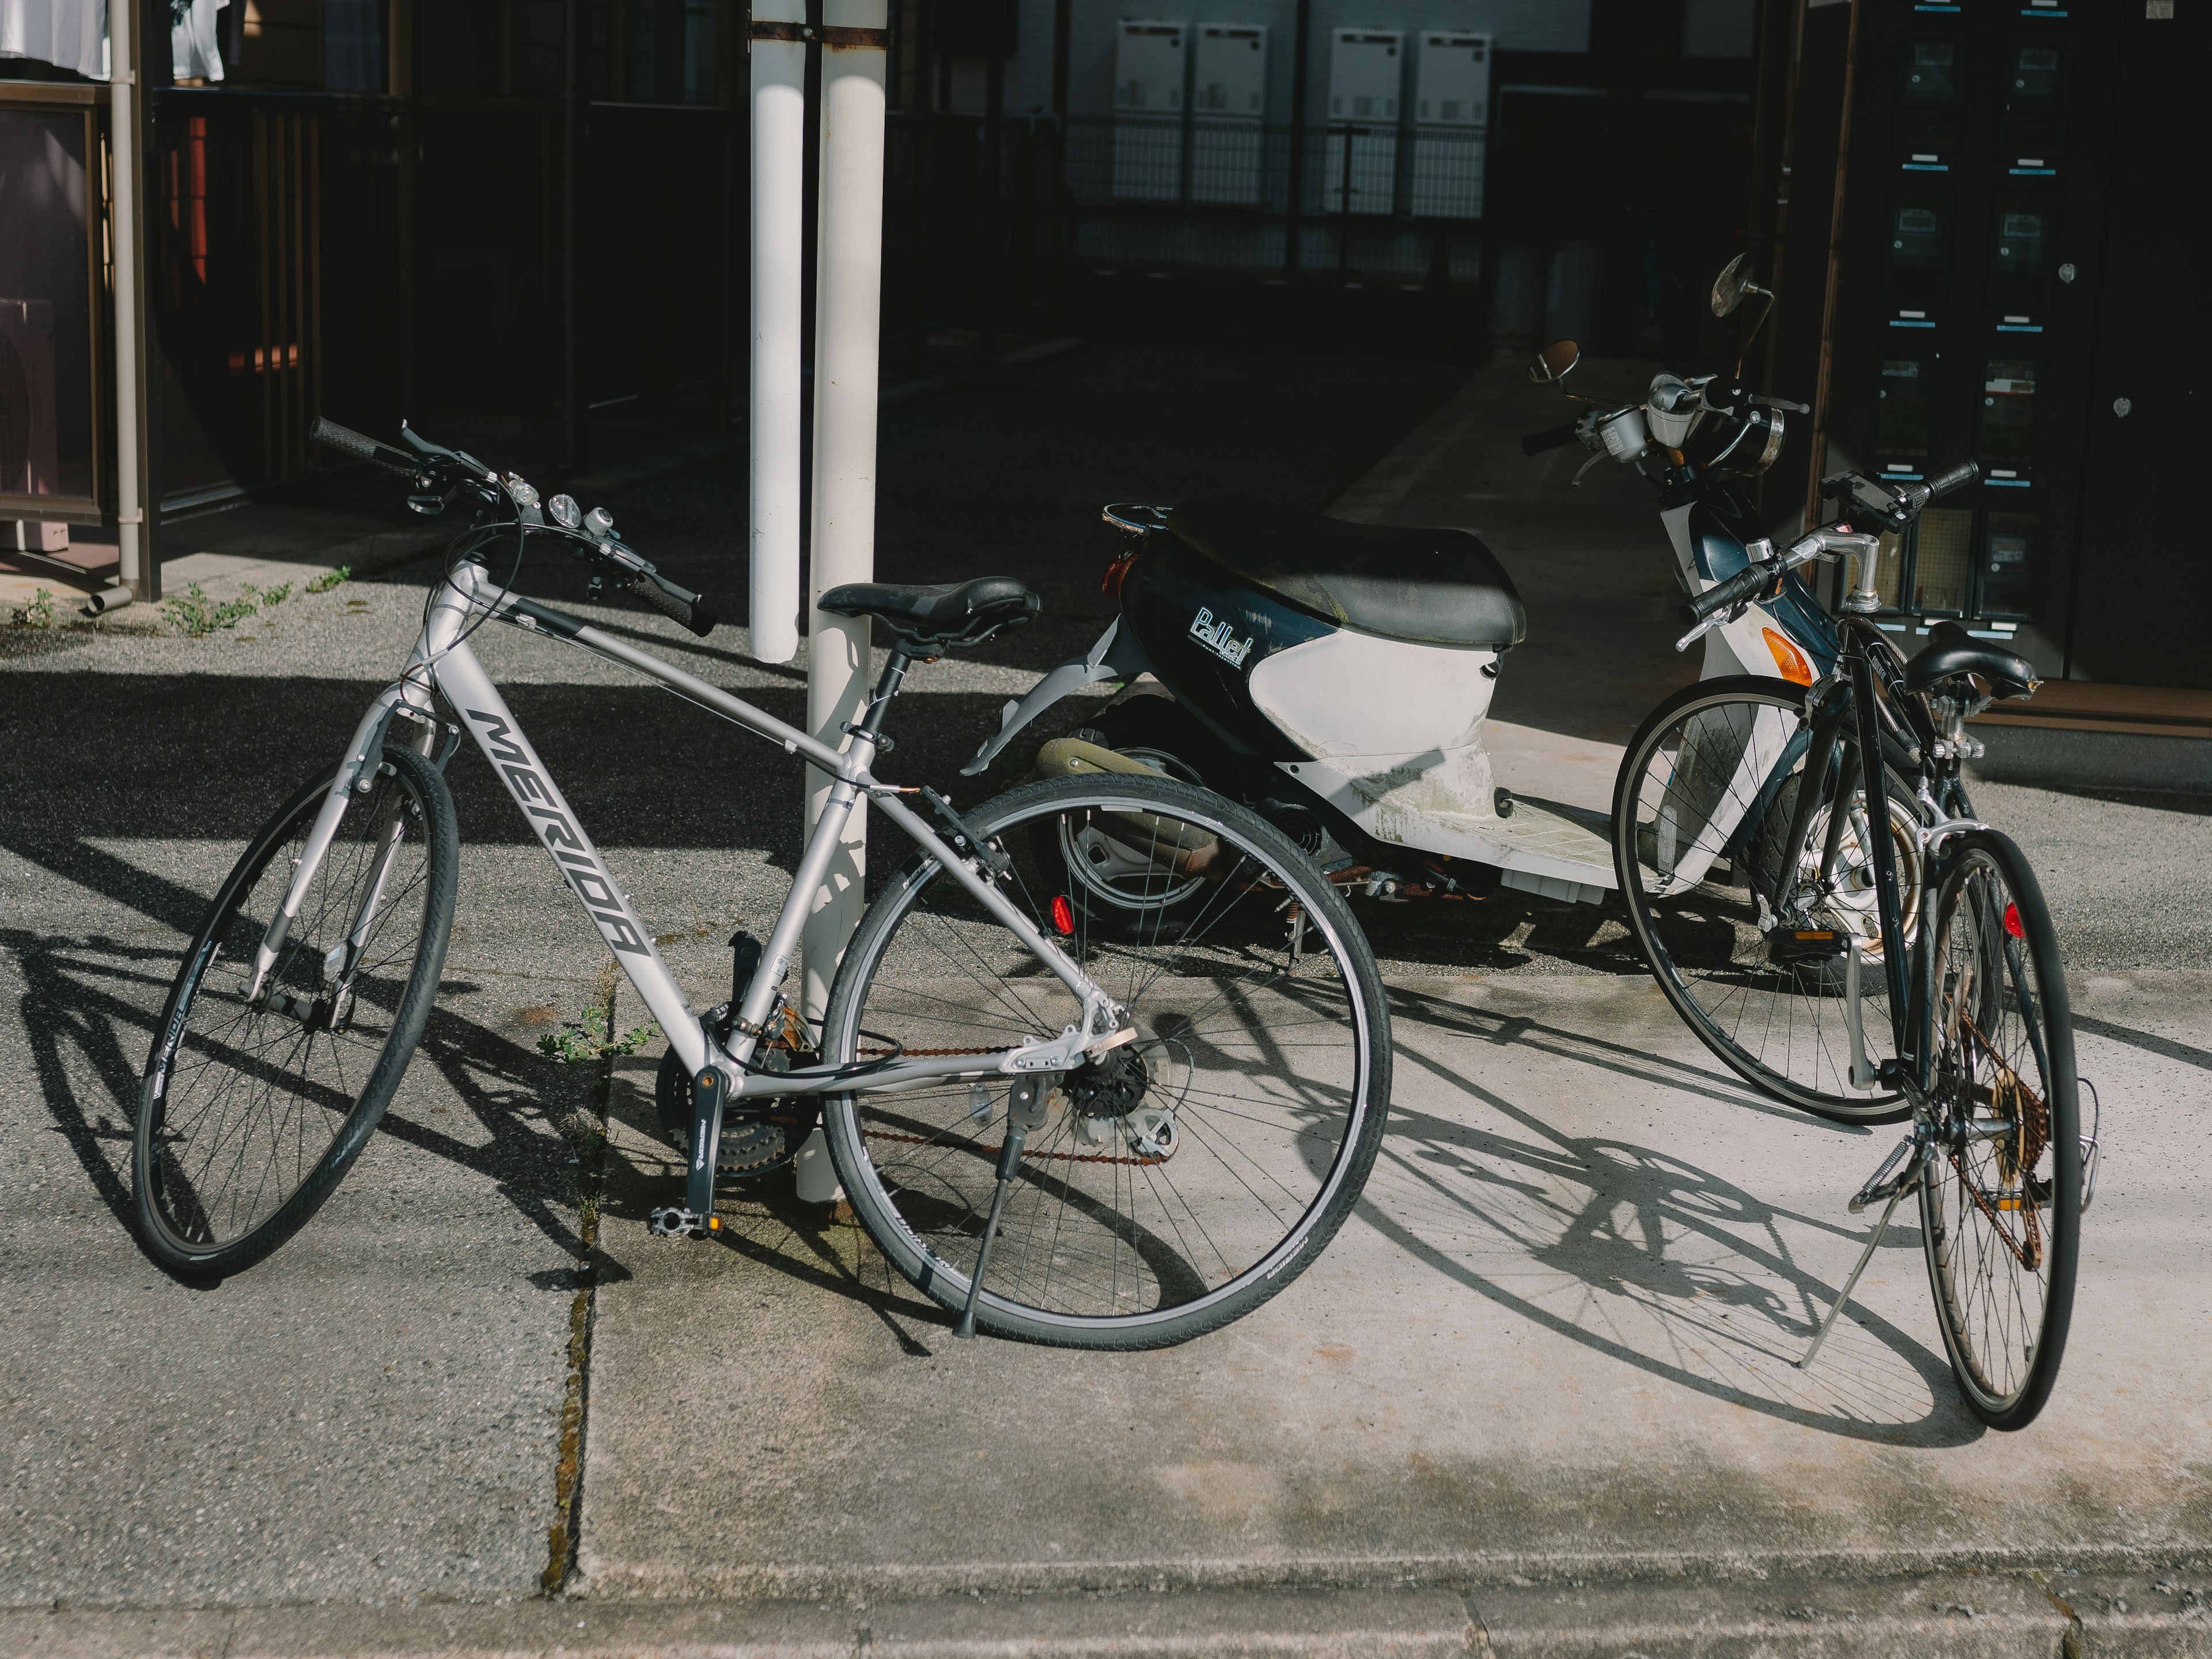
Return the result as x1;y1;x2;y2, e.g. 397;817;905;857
820;773;1391;1349
135;744;459;1277
1612;676;1924;1123
1919;828;2079;1430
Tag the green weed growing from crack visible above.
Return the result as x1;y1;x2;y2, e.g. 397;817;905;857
163;581;264;636
306;564;350;593
164;575;310;637
8;588;58;628
537;1003;660;1065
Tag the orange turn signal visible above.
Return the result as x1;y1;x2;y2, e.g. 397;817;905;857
1762;627;1813;686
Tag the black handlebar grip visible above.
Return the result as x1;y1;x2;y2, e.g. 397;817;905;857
309;416;419;477
1677;559;1778;627
630;575;719;638
1925;459;1979;500
1521;421;1582;457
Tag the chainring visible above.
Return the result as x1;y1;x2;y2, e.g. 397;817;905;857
652;1005;817;1178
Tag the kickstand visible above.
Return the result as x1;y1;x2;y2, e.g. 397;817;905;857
1797;1160;1918;1372
954;1120;1027;1339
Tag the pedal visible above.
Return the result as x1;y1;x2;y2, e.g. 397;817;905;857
649;1206;719;1238
1768;925;1845;966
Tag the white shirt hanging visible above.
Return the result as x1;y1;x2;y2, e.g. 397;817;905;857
171;0;227;82
0;0;109;80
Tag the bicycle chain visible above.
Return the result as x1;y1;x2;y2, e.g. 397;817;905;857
850;1047;1168;1165
862;1125;1166;1168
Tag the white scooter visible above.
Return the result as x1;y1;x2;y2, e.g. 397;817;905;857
965;258;1827;911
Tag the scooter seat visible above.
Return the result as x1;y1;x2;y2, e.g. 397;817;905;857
1901;620;2039;700
1166;497;1527;650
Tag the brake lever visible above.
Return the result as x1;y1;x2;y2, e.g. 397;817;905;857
1675;604;1742;653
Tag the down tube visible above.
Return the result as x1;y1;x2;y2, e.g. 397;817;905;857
433;645;705;1074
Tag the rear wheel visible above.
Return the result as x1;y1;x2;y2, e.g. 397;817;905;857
1613;677;1924;1122
821;774;1391;1349
1920;830;2079;1430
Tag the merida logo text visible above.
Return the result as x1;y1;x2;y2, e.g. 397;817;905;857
467;709;650;956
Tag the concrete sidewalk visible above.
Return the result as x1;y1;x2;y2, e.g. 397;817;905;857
7;343;2209;1656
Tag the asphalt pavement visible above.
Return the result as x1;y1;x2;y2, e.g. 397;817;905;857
5;343;2208;1655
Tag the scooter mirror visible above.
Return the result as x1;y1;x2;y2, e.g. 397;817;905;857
1529;340;1581;384
1711;255;1751;317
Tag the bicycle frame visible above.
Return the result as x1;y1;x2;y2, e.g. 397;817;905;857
1778;619;1991;1097
247;559;1128;1215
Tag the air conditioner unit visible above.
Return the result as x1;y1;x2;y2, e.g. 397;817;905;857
1411;32;1490;219
0;298;69;554
1323;30;1401;215
1113;20;1187;202
1191;22;1267;206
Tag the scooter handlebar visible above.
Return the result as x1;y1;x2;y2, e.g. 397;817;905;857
1521;421;1583;456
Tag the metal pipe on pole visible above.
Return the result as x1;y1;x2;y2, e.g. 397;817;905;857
111;0;164;600
793;0;890;1203
749;0;808;665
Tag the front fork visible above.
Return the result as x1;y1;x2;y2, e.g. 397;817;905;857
244;686;448;1012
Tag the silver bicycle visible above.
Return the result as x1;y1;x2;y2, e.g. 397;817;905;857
132;421;1392;1348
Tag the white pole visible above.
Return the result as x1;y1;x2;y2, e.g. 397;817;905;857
748;0;806;665
793;0;889;1205
111;0;149;597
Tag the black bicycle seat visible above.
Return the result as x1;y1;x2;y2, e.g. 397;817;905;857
1902;620;2039;700
819;576;1040;648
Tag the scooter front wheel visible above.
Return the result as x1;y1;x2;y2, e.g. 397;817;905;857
1611;677;1916;1123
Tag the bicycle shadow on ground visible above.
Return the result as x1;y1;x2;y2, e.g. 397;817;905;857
1363;984;1984;1448
4;903;605;1285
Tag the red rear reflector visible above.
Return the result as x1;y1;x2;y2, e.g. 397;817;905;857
1103;550;1139;600
1051;894;1077;935
2003;902;2024;940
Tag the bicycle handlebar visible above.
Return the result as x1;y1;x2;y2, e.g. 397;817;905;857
627;572;719;638
310;417;423;478
1678;558;1778;628
1907;459;1979;511
316;416;719;637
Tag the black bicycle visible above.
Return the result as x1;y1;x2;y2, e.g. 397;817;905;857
1615;460;2094;1429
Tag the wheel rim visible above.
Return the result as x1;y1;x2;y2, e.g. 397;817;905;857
833;783;1376;1334
142;761;437;1256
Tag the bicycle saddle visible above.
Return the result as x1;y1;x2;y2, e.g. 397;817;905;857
1902;620;2039;700
819;575;1040;648
1164;495;1527;650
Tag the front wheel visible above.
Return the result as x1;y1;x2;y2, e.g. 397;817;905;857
1612;677;1927;1123
1920;829;2079;1430
821;774;1391;1349
135;744;459;1277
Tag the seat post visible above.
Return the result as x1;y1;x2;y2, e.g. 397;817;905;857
857;645;914;740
